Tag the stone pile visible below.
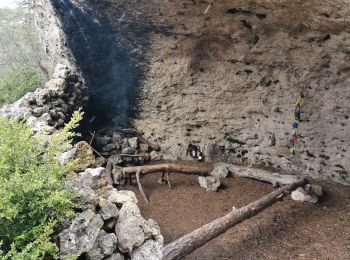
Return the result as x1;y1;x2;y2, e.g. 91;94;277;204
61;166;163;260
92;129;162;165
0;64;87;134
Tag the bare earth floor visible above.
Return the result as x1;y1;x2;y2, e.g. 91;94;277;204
127;173;350;260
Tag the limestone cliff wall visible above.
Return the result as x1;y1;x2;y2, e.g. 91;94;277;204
32;0;350;185
132;0;350;185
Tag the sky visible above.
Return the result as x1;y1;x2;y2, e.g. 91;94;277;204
0;0;17;8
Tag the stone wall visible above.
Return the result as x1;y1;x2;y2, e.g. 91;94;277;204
0;65;86;133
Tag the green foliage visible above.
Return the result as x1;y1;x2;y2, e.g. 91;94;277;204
0;110;84;259
0;67;42;106
0;6;52;107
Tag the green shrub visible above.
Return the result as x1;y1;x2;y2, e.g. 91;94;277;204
0;110;83;259
0;67;43;107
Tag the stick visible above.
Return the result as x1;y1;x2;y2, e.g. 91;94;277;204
123;162;214;176
136;169;150;204
165;171;172;189
162;178;308;260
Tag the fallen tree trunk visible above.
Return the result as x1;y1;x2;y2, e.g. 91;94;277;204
123;162;214;176
228;165;300;186
162;178;308;260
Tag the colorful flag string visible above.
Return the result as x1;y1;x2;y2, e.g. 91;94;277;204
287;92;304;155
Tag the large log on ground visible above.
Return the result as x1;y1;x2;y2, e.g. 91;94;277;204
162;178;308;260
123;162;214;176
228;165;300;186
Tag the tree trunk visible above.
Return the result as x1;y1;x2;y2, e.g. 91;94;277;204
162;178;308;260
229;165;300;186
123;162;214;176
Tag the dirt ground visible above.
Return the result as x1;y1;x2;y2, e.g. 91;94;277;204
127;173;350;260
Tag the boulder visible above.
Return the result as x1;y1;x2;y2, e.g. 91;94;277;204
291;186;318;203
76;186;100;211
79;167;107;190
105;252;125;260
74;141;106;171
99;198;119;220
198;176;221;192
59;209;104;257
130;240;163;260
128;137;138;149
115;202;162;253
108;190;138;206
87;230;118;260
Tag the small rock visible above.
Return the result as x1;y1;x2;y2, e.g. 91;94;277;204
59;209;104;257
128;137;138;149
79;167;107;190
87;230;118;260
210;162;232;178
108;190;138;205
139;143;149;152
198;176;221;192
112;166;125;185
291;187;318;203
150;151;161;161
310;184;323;197
130;240;163;260
99;198;119;220
53;64;70;79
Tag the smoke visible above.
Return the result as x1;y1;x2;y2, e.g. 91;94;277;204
51;0;150;128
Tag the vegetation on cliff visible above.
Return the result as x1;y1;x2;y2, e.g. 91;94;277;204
0;110;83;259
0;5;51;107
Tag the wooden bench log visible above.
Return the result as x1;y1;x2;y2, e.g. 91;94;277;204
162;178;308;260
123;162;214;176
228;165;300;187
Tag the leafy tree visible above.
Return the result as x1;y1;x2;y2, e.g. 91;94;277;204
0;110;83;259
0;67;42;106
0;4;52;107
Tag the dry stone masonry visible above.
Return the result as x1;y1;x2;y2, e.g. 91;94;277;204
0;65;87;133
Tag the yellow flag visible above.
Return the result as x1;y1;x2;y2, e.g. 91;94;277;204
295;96;302;105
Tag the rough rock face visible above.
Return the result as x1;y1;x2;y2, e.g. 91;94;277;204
115;202;163;253
129;0;350;185
0;64;87;133
33;2;350;187
59;209;104;257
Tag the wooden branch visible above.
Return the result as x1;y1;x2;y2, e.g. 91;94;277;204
136;169;150;204
162;178;308;260
123;162;214;176
228;165;300;187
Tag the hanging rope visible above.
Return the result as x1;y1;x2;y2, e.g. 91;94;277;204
287;92;304;155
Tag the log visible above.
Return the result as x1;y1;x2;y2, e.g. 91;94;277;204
123;162;214;176
162;178;308;260
228;165;300;187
